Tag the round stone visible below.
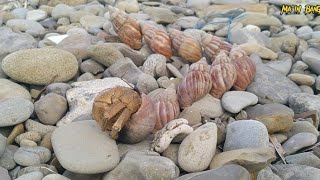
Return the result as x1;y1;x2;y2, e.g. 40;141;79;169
178;123;217;172
0;79;31;101
1;48;78;85
0;98;34;127
14;146;51;166
287;73;315;86
221;91;258;113
224;120;269;151
52;120;120;174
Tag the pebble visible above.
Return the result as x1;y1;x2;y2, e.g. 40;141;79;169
286;121;319;138
14;146;51;166
281;14;309;26
0;98;34;127
17;164;57;177
178;123;217;172
0;145;17;170
287;73;315;86
6;19;45;37
166;63;184;78
300;85;314;94
15;171;44;180
26;10;47;21
80;59;104;75
117;141;152;158
162;144;179;166
221;91;258;113
20;139;37;147
210;148;276;172
230;28;271;48
281;152;320;169
273;164;320;180
52;120;120;174
282;132;317;155
0;167;10;180
239;43;277;59
246;103;294;133
63;170;103;180
43;174;71;180
235;12;282;27
15;131;41;144
176;164;250;180
35;93;68;125
104;151;179;180
291;61;308;74
266;54;292;76
80;15;106;29
0;79;31;101
46;83;72;97
257;166;282;180
0;134;6;157
25;120;56;137
51;4;75;20
57;78;130;126
40;132;53;152
88;43;124;67
143;7;177;24
143;54;169;78
247;63;301;104
224;120;269;151
1;48;78;85
302;48;320;75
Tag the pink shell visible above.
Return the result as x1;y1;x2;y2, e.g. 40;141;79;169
210;63;237;98
230;47;256;91
212;51;233;66
178;60;212;109
153;85;180;130
201;33;232;63
119;93;156;144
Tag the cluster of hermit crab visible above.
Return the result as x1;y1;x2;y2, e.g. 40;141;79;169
91;6;257;148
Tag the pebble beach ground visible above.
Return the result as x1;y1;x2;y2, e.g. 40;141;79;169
1;0;320;179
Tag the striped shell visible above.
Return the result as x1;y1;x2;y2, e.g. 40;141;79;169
141;23;173;58
212;51;233;66
210;63;237;98
230;47;256;91
108;6;142;49
201;33;232;63
118;93;156;144
153;85;180;130
169;29;202;63
178;59;212;109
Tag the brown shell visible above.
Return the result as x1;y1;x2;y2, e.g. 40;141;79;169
178;60;212;109
230;47;256;91
169;29;202;63
141;23;173;58
118;93;156;144
108;6;142;49
92;86;142;139
153;85;180;130
201;33;232;63
209;63;237;99
212;51;233;66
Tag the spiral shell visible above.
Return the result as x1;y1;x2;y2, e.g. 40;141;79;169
108;6;142;49
153;85;180;130
212;51;233;66
141;23;173;58
178;59;212;109
169;29;202;63
201;33;232;63
118;93;156;144
210;63;237;98
230;47;256;91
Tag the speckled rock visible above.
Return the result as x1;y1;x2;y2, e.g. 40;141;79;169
88;43;124;67
7;124;24;145
224;120;269;151
178;123;217;172
0;98;34;127
1;48;78;85
0;79;31;101
25;120;56;137
52;120;120;174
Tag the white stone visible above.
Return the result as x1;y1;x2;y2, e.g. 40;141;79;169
221;91;258;113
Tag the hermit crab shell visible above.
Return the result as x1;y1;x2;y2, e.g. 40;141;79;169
153;85;180;130
178;59;212;109
108;6;142;49
141;23;173;58
210;63;237;99
201;33;232;63
230;47;256;91
118;93;156;144
212;51;233;66
169;29;202;63
92;86;142;139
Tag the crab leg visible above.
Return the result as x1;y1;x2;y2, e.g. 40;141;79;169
111;108;133;139
103;102;126;130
